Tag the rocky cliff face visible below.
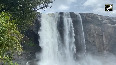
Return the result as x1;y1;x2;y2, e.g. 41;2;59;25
80;13;116;55
15;12;116;65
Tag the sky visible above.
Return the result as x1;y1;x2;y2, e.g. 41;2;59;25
38;0;116;17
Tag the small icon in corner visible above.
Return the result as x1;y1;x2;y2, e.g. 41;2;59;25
105;4;113;11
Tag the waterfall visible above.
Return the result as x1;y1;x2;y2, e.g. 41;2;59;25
63;13;76;63
38;13;60;65
37;12;88;65
75;13;86;55
38;13;77;65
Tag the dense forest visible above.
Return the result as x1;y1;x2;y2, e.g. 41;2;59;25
0;0;53;65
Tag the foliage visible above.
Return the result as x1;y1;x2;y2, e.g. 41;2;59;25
0;12;23;64
0;0;54;64
0;0;53;32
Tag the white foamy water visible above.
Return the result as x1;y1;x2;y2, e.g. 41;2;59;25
38;13;60;65
37;12;116;65
38;13;76;65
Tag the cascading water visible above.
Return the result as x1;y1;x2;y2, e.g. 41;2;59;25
75;13;86;55
37;12;87;65
62;13;76;63
38;13;60;65
38;12;78;65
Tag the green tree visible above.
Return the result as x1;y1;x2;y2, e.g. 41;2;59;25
0;12;23;65
0;0;53;32
0;0;54;64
